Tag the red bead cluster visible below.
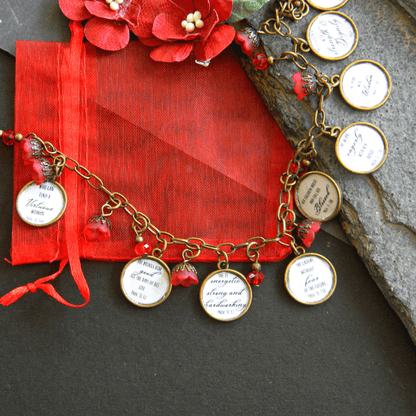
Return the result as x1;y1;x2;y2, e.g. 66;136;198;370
2;130;54;185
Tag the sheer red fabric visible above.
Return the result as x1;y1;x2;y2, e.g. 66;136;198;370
12;27;293;267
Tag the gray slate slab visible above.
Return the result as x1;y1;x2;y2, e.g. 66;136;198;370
245;0;416;343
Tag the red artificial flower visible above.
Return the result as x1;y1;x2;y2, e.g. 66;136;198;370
83;215;112;242
134;0;235;63
59;0;142;50
235;27;259;57
292;72;315;100
171;262;198;287
20;136;43;165
297;219;321;248
31;158;54;186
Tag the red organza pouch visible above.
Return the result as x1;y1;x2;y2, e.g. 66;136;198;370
7;23;293;306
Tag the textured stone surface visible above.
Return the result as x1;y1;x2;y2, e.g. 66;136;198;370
243;0;416;343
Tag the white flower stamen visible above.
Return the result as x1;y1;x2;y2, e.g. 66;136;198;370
109;1;119;10
185;22;195;32
183;11;204;33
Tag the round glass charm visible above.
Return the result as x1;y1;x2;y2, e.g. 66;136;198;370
306;12;358;60
200;269;252;322
294;172;341;222
16;180;67;227
120;255;172;307
285;253;336;305
340;60;391;110
306;0;349;10
335;123;388;174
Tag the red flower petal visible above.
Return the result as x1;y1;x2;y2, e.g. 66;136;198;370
138;36;165;46
194;0;210;18
198;9;219;42
84;17;130;51
297;220;321;248
83;220;111;242
59;0;92;20
235;30;257;56
209;0;233;22
122;1;142;26
153;13;199;41
194;23;234;61
136;0;184;38
150;41;194;62
292;72;307;100
172;0;194;15
84;1;117;20
31;160;46;186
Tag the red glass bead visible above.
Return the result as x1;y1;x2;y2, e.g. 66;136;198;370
135;242;152;257
246;270;264;286
2;129;15;146
253;53;269;70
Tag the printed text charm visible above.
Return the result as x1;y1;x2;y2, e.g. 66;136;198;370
200;269;252;322
306;0;349;11
335;123;388;174
120;255;172;307
285;253;337;304
16;180;67;227
339;60;391;110
306;12;358;60
294;171;342;222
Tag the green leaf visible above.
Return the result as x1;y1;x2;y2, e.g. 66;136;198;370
227;0;271;23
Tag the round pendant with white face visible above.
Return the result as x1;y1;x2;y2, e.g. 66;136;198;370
294;172;342;222
285;253;336;305
306;0;349;10
200;269;252;322
340;60;391;110
120;256;172;307
16;180;67;227
307;12;358;60
335;123;388;174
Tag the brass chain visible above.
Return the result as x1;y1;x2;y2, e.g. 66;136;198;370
258;1;310;53
22;132;317;261
258;2;342;138
15;1;339;263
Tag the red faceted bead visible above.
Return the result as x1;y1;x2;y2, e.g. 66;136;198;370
2;129;15;146
253;53;269;70
246;270;264;286
135;242;152;257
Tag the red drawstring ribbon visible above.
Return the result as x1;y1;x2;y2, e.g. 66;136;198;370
1;20;90;308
